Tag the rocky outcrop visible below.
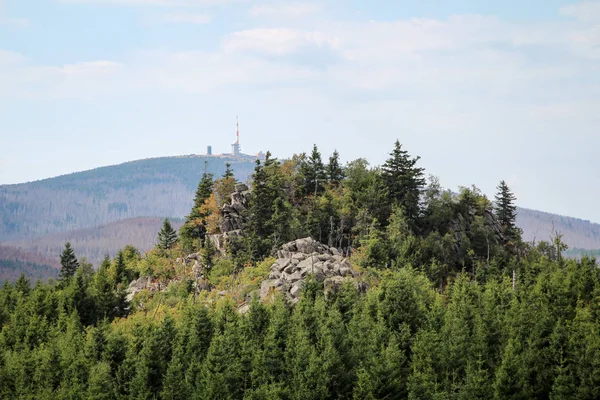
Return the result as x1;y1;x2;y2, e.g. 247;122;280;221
220;183;250;234
208;183;251;251
260;237;362;303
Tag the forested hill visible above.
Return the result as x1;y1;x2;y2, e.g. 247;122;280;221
517;208;600;250
0;155;256;241
2;152;600;255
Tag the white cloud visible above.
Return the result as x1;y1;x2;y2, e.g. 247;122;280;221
162;12;211;23
0;58;123;99
249;2;320;18
561;1;600;22
223;28;339;55
129;50;320;93
0;50;26;66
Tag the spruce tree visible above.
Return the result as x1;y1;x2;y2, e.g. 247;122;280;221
223;163;234;179
108;250;128;288
381;140;426;228
157;218;178;250
243;152;289;260
494;180;520;244
298;144;327;197
59;242;79;282
180;172;214;250
327;150;345;185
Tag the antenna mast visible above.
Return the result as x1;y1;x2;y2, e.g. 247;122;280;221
236;115;240;145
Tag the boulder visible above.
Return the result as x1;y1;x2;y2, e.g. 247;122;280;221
260;279;283;299
288;272;302;283
290;283;303;298
292;252;306;261
295;238;320;254
268;270;282;280
284;264;296;274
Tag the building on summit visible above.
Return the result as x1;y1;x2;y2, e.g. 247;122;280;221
205;116;264;160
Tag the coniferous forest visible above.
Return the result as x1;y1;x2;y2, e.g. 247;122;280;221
2;141;600;400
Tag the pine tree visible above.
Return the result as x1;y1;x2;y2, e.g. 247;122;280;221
14;274;30;296
93;256;115;319
109;250;127;287
494;180;520;244
381;140;426;228
180;172;214;251
298;144;327;197
59;242;79;282
157;218;178;250
243;152;288;260
327;150;345;185
223;163;235;179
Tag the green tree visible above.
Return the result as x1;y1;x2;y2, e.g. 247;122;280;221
381;140;426;229
157;218;178;250
180;172;214;251
87;362;116;400
108;250;128;287
243;152;289;260
327;150;345;186
298;144;327;198
494;180;521;245
59;242;79;283
223;162;235;179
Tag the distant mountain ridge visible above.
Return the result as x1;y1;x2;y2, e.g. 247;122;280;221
6;217;184;267
0;154;256;241
517;208;600;250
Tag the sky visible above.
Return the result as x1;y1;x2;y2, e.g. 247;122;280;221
0;0;599;221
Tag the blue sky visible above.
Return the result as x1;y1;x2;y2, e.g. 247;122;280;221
1;0;599;222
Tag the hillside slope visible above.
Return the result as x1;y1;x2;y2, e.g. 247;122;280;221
517;208;600;250
7;217;184;268
0;245;59;282
0;155;256;241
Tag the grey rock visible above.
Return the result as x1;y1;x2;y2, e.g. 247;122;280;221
238;304;250;314
290;283;303;298
284;264;296;274
295;238;320;254
288;272;302;283
276;258;291;271
317;253;332;262
329;247;342;256
282;242;298;252
260;280;278;299
235;183;249;192
262;237;357;303
292;252;306;260
268;270;282;280
296;257;315;272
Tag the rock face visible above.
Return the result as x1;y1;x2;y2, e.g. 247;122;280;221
260;237;359;303
220;183;250;234
208;183;251;251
